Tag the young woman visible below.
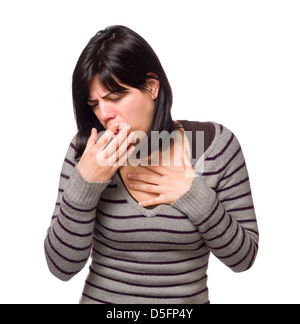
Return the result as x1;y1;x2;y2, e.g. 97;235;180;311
44;25;259;304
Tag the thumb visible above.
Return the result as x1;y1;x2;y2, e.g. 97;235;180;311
182;147;192;169
182;147;195;178
83;128;97;155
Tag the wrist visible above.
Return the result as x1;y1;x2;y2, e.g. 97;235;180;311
171;176;217;223
77;164;111;183
64;166;111;208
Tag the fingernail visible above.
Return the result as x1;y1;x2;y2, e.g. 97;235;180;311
127;173;133;179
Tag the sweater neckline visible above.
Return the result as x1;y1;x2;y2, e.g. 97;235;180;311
114;172;170;217
114;120;219;217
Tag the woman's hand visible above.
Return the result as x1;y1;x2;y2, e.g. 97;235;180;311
127;148;196;207
77;123;136;183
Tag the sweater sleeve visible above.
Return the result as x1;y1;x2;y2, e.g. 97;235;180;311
172;127;259;273
44;136;110;281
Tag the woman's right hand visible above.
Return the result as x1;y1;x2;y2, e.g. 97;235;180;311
77;122;135;183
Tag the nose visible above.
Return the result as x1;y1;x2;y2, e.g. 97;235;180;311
98;100;116;122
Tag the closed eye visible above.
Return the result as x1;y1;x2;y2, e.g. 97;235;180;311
108;96;122;102
88;99;98;109
87;89;128;108
88;97;122;108
88;102;98;109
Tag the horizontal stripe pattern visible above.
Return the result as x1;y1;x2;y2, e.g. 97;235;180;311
45;121;259;304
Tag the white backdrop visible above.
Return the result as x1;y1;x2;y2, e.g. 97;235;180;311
0;0;299;304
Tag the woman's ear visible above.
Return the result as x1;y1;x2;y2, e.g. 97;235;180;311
146;72;160;100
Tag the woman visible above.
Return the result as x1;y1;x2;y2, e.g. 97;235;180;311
44;25;259;304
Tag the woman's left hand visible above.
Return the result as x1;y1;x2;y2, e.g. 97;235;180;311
127;148;196;207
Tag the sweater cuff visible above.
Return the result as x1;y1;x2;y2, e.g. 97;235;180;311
64;166;111;209
171;176;217;224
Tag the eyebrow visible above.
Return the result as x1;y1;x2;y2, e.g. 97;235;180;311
88;89;129;103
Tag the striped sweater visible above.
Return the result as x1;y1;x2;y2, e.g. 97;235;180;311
44;120;259;304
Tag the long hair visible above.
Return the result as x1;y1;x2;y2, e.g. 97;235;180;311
72;25;180;160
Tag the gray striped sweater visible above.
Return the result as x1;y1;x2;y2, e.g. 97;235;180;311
44;120;259;304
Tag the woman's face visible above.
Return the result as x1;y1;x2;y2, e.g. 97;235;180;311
88;76;158;135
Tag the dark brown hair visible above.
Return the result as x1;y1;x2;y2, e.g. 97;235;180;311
72;25;180;160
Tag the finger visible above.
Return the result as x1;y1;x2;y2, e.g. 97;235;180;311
182;147;196;178
139;164;165;175
117;145;136;167
108;130;135;167
139;196;161;207
83;128;97;155
116;128;135;158
128;181;161;192
106;124;131;157
96;122;119;147
104;127;133;165
97;131;134;168
126;172;161;185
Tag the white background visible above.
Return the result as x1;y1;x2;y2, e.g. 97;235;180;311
0;0;299;304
